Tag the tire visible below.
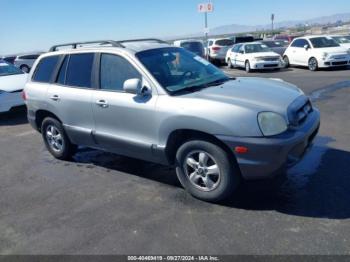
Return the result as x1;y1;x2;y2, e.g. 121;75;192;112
283;56;290;68
41;117;77;160
308;57;318;71
245;60;251;73
175;140;240;202
227;58;233;69
20;65;30;73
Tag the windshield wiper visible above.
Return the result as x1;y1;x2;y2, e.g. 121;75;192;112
206;77;234;87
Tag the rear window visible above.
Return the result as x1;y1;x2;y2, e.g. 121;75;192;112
215;39;234;46
180;42;204;55
65;53;94;88
32;55;60;83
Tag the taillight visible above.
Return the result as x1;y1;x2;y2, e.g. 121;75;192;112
21;90;27;101
212;46;221;52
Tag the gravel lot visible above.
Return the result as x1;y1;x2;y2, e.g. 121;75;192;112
0;66;350;255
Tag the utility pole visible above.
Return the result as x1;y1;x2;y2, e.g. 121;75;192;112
198;2;213;43
271;13;275;35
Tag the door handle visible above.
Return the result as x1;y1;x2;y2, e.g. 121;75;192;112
50;95;60;101
96;100;109;108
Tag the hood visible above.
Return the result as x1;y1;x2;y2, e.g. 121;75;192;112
339;43;350;49
253;51;281;58
185;77;303;115
0;73;28;92
317;46;349;55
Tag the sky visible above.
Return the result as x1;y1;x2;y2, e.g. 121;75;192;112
1;0;350;54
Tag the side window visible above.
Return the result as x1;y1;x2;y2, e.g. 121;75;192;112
65;53;94;88
32;55;60;83
208;41;213;47
56;55;69;85
291;39;301;47
300;39;310;48
100;54;141;92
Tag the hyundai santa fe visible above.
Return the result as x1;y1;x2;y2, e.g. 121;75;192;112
24;39;320;202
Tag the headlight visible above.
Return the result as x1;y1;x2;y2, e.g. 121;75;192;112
258;112;288;136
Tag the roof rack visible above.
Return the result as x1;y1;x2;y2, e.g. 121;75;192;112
117;38;168;45
49;40;123;52
49;38;168;52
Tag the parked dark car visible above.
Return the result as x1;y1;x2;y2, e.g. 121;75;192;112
1;55;17;64
259;40;288;56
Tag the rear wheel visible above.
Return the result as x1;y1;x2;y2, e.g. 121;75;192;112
175;140;240;202
20;65;30;73
308;57;318;71
41;117;77;160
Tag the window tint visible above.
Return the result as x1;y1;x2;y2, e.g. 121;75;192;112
65;53;94;88
56;56;68;85
100;54;141;91
208;41;213;46
32;55;60;83
215;39;234;46
20;55;40;60
291;39;305;48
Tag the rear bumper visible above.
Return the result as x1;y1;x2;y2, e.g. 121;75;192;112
0;92;24;113
217;109;320;180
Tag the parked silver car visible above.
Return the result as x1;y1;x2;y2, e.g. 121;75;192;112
24;39;320;202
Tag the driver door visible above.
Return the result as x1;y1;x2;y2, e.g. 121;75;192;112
92;53;158;162
235;45;245;67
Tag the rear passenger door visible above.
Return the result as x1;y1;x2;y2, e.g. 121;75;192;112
46;53;96;146
91;53;158;161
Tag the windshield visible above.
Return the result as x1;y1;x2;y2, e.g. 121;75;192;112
180;42;205;56
216;39;235;46
332;36;350;44
310;37;340;48
245;44;270;53
136;47;229;94
0;61;24;77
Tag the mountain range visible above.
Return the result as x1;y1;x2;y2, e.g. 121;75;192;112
171;12;350;39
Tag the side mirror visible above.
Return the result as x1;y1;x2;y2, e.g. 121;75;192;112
123;78;150;96
304;45;309;50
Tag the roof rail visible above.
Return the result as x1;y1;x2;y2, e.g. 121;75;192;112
49;40;124;52
117;38;168;45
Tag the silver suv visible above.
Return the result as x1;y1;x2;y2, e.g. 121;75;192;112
24;39;320;202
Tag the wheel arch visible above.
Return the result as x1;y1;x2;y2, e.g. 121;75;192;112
165;129;238;166
35;110;62;132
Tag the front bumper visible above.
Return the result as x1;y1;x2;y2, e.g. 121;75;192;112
217;109;320;180
319;56;350;67
251;60;283;69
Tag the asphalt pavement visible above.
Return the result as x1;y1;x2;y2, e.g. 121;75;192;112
0;66;350;255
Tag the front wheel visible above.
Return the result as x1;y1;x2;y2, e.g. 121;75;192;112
175;140;240;202
283;56;290;68
245;61;252;73
41;117;77;160
227;58;233;69
308;57;318;71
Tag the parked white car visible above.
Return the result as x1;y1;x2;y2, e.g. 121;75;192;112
206;38;235;64
329;35;350;51
14;53;43;73
0;61;27;113
283;36;350;71
226;43;284;72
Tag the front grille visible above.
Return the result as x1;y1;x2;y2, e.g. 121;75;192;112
264;64;278;68
261;57;280;62
288;96;313;126
332;61;347;66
